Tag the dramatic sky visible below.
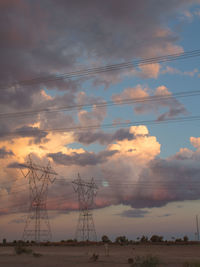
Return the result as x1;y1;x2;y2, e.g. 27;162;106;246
1;0;200;241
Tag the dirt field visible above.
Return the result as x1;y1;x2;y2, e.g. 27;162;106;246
0;244;200;266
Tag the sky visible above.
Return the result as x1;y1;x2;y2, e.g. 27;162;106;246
1;0;200;242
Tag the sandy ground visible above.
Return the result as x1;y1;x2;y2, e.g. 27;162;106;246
0;244;200;266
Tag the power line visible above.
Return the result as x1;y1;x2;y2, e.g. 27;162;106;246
1;49;200;90
2;114;200;137
1;89;200;120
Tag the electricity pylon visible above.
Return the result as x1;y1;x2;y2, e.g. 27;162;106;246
21;155;57;243
72;174;98;242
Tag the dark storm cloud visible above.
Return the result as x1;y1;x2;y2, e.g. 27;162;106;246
0;0;198;136
0;147;14;158
124;158;200;209
120;209;149;218
74;128;140;145
1;0;200;215
48;150;118;166
1;0;198;104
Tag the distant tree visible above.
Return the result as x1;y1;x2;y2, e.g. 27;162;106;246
3;238;6;245
101;235;110;243
115;236;128;245
175;238;182;242
183;236;189;242
140;235;148;242
66;239;74;243
150;235;163;243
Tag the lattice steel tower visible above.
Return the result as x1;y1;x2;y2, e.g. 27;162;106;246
72;174;98;242
21;156;57;243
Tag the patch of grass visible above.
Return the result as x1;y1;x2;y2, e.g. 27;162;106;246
131;255;160;267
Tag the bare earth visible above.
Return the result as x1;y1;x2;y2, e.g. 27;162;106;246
0;244;200;267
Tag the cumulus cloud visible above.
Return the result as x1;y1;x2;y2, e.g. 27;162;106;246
2;125;200;214
138;63;161;79
112;84;187;120
1;1;200;217
161;66;199;77
0;0;191;112
0;0;196;145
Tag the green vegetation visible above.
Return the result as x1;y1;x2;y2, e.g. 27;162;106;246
101;235;111;243
130;255;160;267
14;243;33;255
14;242;43;257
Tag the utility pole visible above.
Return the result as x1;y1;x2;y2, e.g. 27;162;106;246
21;155;57;243
72;174;98;242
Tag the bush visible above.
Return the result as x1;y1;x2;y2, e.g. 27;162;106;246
131;255;160;267
33;252;42;257
115;236;128;245
14;243;32;255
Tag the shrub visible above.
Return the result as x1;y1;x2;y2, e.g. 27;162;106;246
131;255;160;267
14;243;32;255
115;236;128;245
33;252;42;257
